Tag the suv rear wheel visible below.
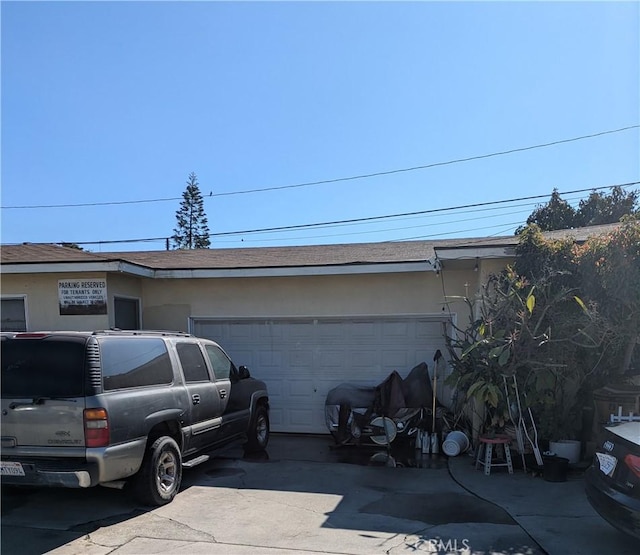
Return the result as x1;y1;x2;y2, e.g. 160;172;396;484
132;436;182;506
245;404;269;452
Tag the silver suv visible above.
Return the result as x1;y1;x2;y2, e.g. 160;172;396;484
0;330;270;505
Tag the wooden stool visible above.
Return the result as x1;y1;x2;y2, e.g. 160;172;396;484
475;435;514;475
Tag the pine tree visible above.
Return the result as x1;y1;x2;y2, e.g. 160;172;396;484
172;172;211;249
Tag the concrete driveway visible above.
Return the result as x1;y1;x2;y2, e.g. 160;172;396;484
1;435;637;554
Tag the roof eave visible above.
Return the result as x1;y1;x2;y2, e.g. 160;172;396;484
153;261;435;278
0;261;154;278
434;245;516;260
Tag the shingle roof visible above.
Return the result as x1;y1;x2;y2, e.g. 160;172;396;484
0;223;620;270
0;243;111;264
102;242;439;269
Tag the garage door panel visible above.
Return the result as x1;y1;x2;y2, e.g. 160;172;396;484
381;350;414;370
349;321;379;341
268;407;285;428
417;320;444;338
257;321;285;340
288;322;315;340
228;322;255;341
192;317;449;433
287;409;314;429
289;349;313;369
262;377;284;398
195;322;226;342
348;350;382;371
414;350;434;366
317;349;346;371
257;349;283;368
288;380;314;396
227;349;255;368
382;321;413;338
316;321;348;343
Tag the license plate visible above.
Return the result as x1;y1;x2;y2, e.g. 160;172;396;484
596;452;617;477
0;461;25;476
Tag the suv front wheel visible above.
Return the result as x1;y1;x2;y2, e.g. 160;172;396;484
132;436;183;506
245;404;270;452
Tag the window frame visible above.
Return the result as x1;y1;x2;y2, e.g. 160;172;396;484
99;337;174;391
203;343;235;381
1;295;28;332
176;341;213;383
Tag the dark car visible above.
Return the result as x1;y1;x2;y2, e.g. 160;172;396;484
585;421;640;540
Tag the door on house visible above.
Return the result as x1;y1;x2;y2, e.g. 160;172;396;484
114;297;140;330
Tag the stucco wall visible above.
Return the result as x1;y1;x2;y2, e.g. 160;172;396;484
141;271;454;331
2;263;511;333
1;272;148;331
1;273;110;331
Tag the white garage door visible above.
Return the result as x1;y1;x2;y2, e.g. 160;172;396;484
192;316;450;434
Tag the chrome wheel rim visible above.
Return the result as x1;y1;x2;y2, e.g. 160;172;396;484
156;450;178;494
256;415;268;444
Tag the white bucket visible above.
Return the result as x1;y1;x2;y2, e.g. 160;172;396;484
549;440;581;464
442;431;470;457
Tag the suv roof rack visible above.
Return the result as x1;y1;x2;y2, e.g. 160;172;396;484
92;329;194;337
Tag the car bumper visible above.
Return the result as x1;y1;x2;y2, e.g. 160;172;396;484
1;438;146;488
1;458;99;488
585;466;640;540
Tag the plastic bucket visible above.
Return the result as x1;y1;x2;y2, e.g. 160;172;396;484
442;431;470;457
543;455;569;482
549;440;581;464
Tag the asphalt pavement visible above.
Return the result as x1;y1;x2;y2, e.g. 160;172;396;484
1;434;638;554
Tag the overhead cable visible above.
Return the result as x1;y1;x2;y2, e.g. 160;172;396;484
2;125;637;210
9;181;637;247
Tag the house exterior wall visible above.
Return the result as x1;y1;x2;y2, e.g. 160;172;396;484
435;257;515;324
140;272;453;332
1;272;145;331
1;265;508;333
1;273;110;331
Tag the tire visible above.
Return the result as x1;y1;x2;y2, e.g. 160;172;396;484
245;404;270;452
131;436;182;506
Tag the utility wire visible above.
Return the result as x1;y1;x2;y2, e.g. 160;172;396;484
14;181;637;247
186;183;640;238
2;125;638;210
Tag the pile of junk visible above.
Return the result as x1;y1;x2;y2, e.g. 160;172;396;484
324;351;469;457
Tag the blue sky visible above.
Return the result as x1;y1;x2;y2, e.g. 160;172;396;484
1;1;638;251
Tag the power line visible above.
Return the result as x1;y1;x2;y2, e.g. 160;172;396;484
196;183;640;238
2;125;638;210
12;181;637;247
215;208;536;244
391;221;527;242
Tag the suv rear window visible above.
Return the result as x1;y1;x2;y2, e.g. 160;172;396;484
1;336;86;398
100;337;173;390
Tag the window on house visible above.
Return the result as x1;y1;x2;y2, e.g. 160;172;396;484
1;298;27;332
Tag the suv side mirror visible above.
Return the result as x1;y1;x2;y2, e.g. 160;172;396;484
238;365;251;379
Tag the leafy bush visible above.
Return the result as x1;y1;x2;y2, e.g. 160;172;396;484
445;219;640;440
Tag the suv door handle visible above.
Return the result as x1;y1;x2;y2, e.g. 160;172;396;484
191;394;200;405
219;389;227;399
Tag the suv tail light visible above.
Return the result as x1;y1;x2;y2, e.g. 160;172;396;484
84;408;110;448
624;454;640;479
